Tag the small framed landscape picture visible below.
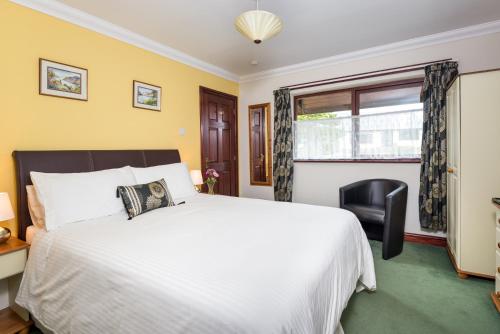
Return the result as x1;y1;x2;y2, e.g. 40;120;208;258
133;80;162;111
39;58;88;101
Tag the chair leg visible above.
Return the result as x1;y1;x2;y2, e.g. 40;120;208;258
382;226;404;260
382;243;403;260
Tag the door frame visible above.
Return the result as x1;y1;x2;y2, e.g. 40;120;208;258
199;86;239;196
248;103;272;186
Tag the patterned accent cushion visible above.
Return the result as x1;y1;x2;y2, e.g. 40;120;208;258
117;179;174;219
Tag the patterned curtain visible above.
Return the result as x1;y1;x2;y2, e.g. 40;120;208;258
273;88;293;202
419;61;458;231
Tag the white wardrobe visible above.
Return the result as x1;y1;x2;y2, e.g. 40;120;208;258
446;69;500;279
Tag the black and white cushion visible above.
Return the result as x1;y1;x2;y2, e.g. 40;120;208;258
117;179;174;219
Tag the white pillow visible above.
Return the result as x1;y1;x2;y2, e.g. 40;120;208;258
30;166;136;231
26;185;46;229
131;163;197;201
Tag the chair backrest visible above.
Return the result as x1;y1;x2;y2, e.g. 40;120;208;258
365;179;403;207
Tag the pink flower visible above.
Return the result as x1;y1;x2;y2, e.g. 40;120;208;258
205;168;219;178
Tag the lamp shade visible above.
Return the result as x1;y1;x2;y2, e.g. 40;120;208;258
235;10;283;44
0;192;14;222
190;170;204;185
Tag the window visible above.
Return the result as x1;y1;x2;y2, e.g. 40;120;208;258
293;79;423;162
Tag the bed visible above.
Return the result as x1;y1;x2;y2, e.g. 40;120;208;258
12;150;376;334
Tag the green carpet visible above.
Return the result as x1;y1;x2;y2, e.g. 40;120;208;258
341;240;500;333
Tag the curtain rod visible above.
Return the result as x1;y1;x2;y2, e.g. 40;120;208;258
281;58;453;91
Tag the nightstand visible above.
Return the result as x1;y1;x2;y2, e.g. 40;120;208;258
0;237;32;334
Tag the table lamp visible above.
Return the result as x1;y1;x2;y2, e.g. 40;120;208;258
0;192;14;243
190;170;204;192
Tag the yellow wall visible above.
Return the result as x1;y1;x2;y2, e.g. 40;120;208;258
0;1;239;236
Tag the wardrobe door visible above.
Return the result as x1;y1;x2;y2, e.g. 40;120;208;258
460;71;500;276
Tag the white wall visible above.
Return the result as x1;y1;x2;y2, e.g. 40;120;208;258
238;32;500;237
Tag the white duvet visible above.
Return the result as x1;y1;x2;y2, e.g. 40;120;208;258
17;194;376;334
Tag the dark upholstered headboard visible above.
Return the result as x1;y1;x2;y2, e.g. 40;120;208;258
13;150;181;240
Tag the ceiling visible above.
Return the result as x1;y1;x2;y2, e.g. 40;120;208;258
53;0;500;77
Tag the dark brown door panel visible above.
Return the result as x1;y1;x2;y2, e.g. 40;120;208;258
200;87;238;196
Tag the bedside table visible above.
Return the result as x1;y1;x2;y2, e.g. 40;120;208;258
0;237;32;334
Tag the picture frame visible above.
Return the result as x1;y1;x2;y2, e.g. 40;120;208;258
39;58;88;101
133;80;162;111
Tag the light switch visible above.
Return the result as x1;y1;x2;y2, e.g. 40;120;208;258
179;128;186;136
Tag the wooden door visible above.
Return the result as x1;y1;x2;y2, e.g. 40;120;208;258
200;87;238;196
446;77;461;261
250;106;266;182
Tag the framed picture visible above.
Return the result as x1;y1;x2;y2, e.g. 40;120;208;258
39;58;88;101
133;80;162;111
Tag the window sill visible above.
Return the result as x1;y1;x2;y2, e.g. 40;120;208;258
293;158;421;164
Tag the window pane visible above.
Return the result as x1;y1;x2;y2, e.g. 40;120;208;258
354;111;422;159
357;84;422;159
294;117;353;160
295;90;353;159
296;91;351;117
293;81;423;161
359;85;421;114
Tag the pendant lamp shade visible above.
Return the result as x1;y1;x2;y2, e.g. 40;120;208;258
235;10;283;44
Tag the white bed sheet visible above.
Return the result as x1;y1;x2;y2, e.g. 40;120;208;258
16;194;376;334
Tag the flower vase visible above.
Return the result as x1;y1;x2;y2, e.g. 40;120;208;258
207;183;215;195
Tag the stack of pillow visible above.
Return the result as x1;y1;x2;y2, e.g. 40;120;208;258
28;163;198;232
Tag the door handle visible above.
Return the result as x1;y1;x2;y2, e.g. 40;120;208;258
447;167;454;174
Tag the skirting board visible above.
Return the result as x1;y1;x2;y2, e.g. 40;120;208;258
404;233;447;247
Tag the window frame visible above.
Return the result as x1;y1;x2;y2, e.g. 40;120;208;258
293;78;424;163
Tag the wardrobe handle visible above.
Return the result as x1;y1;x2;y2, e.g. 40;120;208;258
447;167;454;174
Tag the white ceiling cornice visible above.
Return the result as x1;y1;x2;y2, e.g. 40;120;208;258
10;0;240;82
11;0;500;84
239;19;500;83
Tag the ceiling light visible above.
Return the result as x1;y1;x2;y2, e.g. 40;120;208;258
235;0;283;44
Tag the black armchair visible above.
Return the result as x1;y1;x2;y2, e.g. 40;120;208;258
340;179;408;260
